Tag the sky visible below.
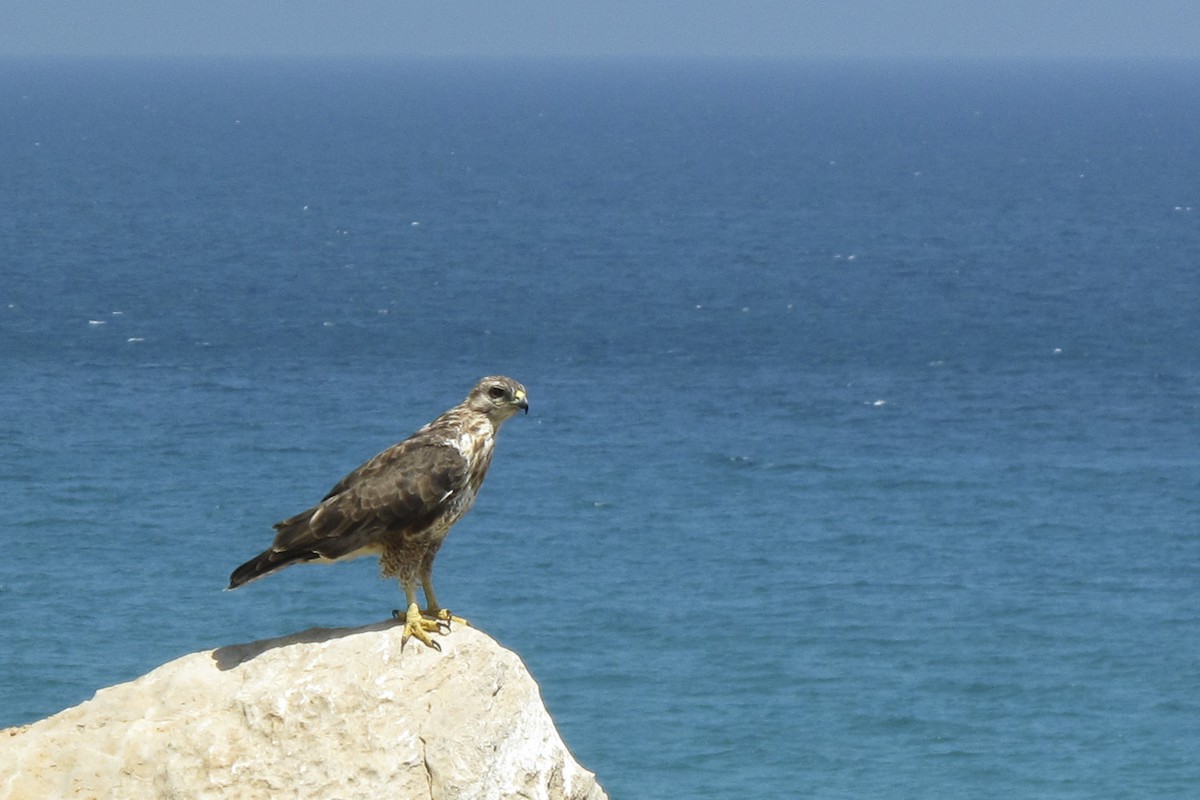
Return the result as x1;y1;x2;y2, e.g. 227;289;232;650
2;1;1199;60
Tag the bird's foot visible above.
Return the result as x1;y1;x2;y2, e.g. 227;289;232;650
393;603;449;651
426;607;471;628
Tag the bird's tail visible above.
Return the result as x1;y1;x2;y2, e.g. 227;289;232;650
227;505;377;590
227;548;317;590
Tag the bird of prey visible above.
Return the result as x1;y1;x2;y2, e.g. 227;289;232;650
228;375;528;649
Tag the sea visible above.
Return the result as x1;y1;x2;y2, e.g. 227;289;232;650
1;57;1198;798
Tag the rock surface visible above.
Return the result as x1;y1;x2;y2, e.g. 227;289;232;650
1;620;607;800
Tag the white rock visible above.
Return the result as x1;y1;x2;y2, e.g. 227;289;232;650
1;621;607;800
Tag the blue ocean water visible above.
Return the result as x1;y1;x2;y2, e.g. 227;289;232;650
2;57;1199;797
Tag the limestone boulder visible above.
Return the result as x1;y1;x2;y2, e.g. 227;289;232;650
1;620;607;800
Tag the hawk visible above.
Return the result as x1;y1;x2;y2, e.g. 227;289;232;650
228;375;528;649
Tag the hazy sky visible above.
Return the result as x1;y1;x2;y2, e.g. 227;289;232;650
3;1;1200;60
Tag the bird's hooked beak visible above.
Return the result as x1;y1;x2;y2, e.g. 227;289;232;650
515;389;529;415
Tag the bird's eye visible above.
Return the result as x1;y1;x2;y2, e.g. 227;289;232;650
487;386;507;400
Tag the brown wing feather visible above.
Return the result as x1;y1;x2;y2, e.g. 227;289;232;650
228;438;469;588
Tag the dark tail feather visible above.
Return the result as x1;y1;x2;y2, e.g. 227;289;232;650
227;548;317;590
228;505;378;590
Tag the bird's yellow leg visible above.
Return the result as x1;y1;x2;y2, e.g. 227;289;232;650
421;575;470;627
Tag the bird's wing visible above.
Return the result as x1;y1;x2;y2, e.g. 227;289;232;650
272;439;470;557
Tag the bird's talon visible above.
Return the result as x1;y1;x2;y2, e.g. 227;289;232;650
430;608;471;628
399;602;445;651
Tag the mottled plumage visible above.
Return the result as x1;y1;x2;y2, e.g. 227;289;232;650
228;376;528;622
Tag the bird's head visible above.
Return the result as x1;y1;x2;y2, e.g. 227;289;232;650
467;376;529;423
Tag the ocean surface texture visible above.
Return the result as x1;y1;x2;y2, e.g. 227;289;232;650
2;58;1198;798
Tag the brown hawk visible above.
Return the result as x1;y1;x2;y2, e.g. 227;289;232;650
228;375;528;648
